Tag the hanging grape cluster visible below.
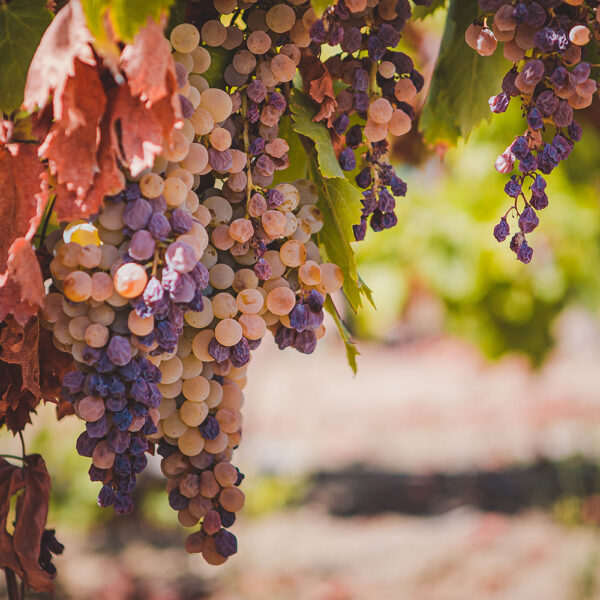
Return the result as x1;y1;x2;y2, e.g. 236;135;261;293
309;0;424;239
467;0;599;263
39;0;422;565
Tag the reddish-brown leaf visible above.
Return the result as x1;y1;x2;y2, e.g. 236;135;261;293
0;459;25;576
299;54;337;123
0;121;14;145
14;455;54;593
0;240;45;326
23;0;95;112
0;318;41;399
110;84;163;176
0;144;47;271
39;59;107;197
120;17;175;106
38;326;73;405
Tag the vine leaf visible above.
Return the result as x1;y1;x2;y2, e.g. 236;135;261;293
420;0;507;146
120;17;178;106
24;1;180;221
202;46;234;90
297;55;337;123
80;0;174;44
309;156;364;312
23;0;95;113
325;296;359;374
272;116;308;184
0;455;58;593
290;89;343;179
0;0;53;114
412;0;448;20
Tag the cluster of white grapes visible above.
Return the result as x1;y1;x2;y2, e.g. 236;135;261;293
47;2;347;564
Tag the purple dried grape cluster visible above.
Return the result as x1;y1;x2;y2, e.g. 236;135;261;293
474;0;597;262
310;0;422;240
62;356;161;514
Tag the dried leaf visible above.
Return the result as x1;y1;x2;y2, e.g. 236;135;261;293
0;240;45;326
23;0;95;112
38;326;73;404
121;17;175;106
110;84;163;176
14;455;54;593
0;459;24;575
40;59;106;196
0;318;41;400
0;144;48;271
299;53;337;123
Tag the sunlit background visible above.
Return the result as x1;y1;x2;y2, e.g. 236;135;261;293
4;10;600;600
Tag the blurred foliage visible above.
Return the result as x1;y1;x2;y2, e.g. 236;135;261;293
356;99;600;365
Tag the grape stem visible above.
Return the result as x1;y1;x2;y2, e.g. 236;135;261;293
0;454;25;462
151;248;159;278
241;92;253;211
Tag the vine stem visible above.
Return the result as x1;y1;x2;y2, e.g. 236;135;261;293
5;568;21;600
0;455;25;462
241;92;253;213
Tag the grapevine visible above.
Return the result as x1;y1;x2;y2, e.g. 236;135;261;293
0;0;599;592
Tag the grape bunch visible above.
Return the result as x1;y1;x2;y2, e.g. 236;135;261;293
467;0;599;263
43;168;211;513
308;0;423;240
44;0;388;565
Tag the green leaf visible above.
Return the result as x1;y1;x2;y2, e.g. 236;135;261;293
165;0;187;38
412;0;448;20
289;89;344;179
358;274;376;310
81;0;173;44
309;156;363;312
271;116;308;185
324;296;359;374
0;0;53;114
420;0;507;146
201;46;234;90
312;0;332;17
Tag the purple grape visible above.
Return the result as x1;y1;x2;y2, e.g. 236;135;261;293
214;530;238;557
518;206;539;233
208;337;230;362
199;415;220;440
170;208;193;234
107;336;131;366
128;229;155;261
294;330;317;354
123;198;152;230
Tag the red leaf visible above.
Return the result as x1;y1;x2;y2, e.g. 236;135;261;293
23;0;95;112
110;84;163;176
39;59;107;197
120;17;176;106
0;144;47;272
299;54;337;123
0;318;41;400
14;455;54;593
38;326;73;405
0;240;45;326
0;459;25;576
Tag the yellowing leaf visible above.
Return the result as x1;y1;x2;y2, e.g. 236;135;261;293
324;296;359;374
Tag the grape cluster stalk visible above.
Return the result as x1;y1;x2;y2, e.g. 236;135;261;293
467;0;599;263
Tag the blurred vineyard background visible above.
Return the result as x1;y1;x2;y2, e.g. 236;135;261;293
5;9;600;600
